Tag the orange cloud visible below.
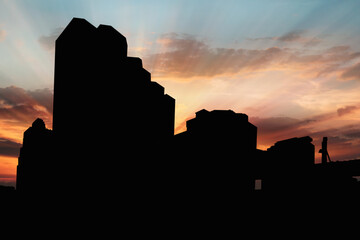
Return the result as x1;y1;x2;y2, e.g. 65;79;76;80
341;62;360;80
144;33;360;81
337;105;358;117
0;86;52;128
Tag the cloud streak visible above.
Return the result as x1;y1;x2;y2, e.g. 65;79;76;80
341;62;360;80
337;105;358;117
0;86;52;147
0;86;52;124
0;138;21;157
144;33;360;80
247;30;322;46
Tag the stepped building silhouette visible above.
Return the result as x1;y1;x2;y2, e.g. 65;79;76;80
17;18;175;197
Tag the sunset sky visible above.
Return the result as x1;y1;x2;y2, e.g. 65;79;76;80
1;0;360;187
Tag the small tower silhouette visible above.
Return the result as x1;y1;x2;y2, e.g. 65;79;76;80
16;118;53;194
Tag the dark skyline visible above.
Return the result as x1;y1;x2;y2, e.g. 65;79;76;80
13;18;360;200
1;1;360;188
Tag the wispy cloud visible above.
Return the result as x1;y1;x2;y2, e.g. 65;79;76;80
341;62;360;80
0;86;52;123
277;30;306;42
144;32;360;80
247;30;322;46
337;105;358;116
0;86;52;144
38;27;63;51
0;86;52;187
0;138;21;157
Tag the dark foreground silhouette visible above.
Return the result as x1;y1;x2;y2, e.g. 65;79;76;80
9;19;360;217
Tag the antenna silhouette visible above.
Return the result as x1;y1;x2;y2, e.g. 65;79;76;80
319;137;331;163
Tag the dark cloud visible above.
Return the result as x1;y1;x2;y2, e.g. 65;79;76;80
326;45;350;53
277;30;305;42
0;86;52;126
0;85;35;106
341;62;360;80
38;27;64;51
250;116;314;148
343;130;360;139
246;36;275;41
251;116;303;134
337;105;358;117
0;138;21;157
27;88;53;113
247;30;321;46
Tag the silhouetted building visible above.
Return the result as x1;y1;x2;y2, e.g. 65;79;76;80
0;185;15;195
262;136;315;193
174;109;258;197
16;118;53;195
17;18;175;198
313;158;360;196
267;136;315;166
15;17;360;203
53;18;174;143
177;109;257;149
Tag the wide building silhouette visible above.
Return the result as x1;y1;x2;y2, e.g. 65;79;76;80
174;109;258;197
263;136;315;193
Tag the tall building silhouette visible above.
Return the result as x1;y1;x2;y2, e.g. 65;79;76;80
17;18;175;197
53;18;175;143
